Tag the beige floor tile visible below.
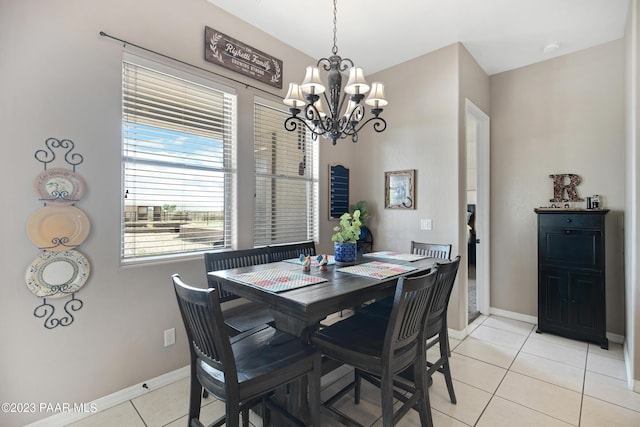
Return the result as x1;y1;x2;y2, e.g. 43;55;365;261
581;395;640;427
164;400;226;427
527;331;589;351
587;352;627;380
469;325;527;350
510;352;585;392
482;316;535;336
373;407;469;426
453;336;519;369
584;371;640;412
521;336;587;369
67;402;145;427
588;341;624;360
495;371;581;425
320;373;385;426
449;352;507;393
429;375;492;426
476;396;573;427
132;377;213;426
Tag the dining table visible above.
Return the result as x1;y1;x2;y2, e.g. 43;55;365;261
207;252;439;339
208;252;440;425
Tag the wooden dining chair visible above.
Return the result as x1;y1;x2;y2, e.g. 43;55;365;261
410;241;452;260
268;240;316;262
204;249;274;336
172;274;321;427
310;269;438;427
357;256;462;406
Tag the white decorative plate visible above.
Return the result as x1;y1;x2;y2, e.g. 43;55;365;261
25;250;90;298
26;206;90;251
34;168;85;205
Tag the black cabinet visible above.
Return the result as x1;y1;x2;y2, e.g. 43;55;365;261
534;209;608;349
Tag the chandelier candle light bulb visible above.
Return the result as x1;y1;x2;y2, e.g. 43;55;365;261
283;0;387;145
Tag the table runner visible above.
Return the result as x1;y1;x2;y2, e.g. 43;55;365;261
228;269;327;293
363;251;428;262
337;261;418;279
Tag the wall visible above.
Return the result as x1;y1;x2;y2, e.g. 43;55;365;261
0;1;336;425
350;43;489;331
490;40;626;334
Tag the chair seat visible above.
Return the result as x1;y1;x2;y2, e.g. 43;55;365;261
357;297;442;338
223;302;274;336
198;324;317;402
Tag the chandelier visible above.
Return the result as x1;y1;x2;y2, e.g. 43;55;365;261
283;0;388;145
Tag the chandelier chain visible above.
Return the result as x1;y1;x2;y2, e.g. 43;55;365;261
332;0;338;55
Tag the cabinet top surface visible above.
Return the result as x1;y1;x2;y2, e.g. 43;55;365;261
534;208;609;215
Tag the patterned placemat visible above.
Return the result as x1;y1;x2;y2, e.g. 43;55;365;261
363;251;428;262
337;261;418;280
283;255;335;267
228;269;327;293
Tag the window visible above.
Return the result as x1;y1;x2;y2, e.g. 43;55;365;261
254;99;318;246
121;54;236;262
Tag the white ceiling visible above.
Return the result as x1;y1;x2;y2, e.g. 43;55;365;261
206;0;629;76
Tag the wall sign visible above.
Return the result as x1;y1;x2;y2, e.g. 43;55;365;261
205;26;283;89
549;173;584;202
329;164;349;219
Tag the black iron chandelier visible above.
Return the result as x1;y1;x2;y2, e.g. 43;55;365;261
283;0;388;145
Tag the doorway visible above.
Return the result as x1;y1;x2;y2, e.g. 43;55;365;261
465;99;490;324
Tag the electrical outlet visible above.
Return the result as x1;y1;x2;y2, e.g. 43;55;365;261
420;219;432;230
164;328;175;347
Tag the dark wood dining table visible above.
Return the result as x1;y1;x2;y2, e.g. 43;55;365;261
208;255;439;339
208;254;439;425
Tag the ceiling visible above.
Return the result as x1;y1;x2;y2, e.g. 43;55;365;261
206;0;629;76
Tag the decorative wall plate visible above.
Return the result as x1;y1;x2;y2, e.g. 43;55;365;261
25;250;90;298
26;206;90;251
34;168;85;205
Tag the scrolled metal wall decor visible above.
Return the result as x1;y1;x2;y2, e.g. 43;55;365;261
27;138;90;329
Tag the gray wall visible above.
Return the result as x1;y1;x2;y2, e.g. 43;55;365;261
489;40;626;334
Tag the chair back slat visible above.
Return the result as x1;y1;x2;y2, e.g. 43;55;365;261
426;256;461;338
411;241;452;260
204;248;270;302
172;275;236;377
384;269;438;358
268;241;316;262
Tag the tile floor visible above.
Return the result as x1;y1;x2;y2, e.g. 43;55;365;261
69;315;640;426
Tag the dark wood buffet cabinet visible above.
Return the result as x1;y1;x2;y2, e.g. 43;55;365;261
534;208;609;349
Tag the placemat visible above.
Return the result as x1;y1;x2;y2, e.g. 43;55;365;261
228;269;327;293
337;261;418;280
363;251;428;262
283;255;335;267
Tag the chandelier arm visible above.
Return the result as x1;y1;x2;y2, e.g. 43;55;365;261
284;116;326;140
351;115;388;135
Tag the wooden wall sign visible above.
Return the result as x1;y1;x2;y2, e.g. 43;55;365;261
205;26;283;89
549;173;584;202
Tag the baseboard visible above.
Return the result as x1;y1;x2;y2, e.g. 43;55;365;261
25;365;190;427
489;307;538;325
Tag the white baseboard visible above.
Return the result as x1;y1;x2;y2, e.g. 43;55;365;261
489;307;538;325
25;366;190;427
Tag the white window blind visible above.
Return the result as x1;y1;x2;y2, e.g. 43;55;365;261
122;57;236;261
254;100;318;246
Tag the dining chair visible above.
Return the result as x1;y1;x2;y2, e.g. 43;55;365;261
172;274;321;427
204;249;274;336
410;241;452;260
357;256;462;406
268;240;316;262
310;269;438;427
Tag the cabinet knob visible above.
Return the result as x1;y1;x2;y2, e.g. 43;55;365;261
565;218;572;223
565;229;572;234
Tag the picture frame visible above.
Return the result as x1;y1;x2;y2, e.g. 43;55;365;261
385;169;415;209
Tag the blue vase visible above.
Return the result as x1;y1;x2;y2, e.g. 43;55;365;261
334;241;357;265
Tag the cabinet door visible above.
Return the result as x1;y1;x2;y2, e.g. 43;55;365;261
539;269;569;329
539;228;602;269
570;271;605;336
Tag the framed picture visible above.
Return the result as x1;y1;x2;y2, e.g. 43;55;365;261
385;169;415;209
